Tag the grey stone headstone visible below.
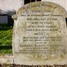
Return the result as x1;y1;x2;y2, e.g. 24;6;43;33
12;1;67;65
0;15;8;24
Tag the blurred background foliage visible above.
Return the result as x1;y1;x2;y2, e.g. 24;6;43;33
0;24;12;54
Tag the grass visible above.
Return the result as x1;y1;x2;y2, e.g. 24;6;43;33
0;24;13;54
0;49;12;54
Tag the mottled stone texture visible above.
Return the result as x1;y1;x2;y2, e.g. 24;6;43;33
12;1;67;65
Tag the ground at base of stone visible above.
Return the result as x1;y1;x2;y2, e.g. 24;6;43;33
0;64;67;67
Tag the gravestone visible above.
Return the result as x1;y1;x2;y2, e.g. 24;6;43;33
12;1;67;65
0;14;8;24
0;14;14;25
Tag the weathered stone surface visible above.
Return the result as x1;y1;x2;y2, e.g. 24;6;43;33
12;1;67;65
0;54;13;64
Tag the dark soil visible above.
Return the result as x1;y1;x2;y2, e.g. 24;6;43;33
0;64;67;67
